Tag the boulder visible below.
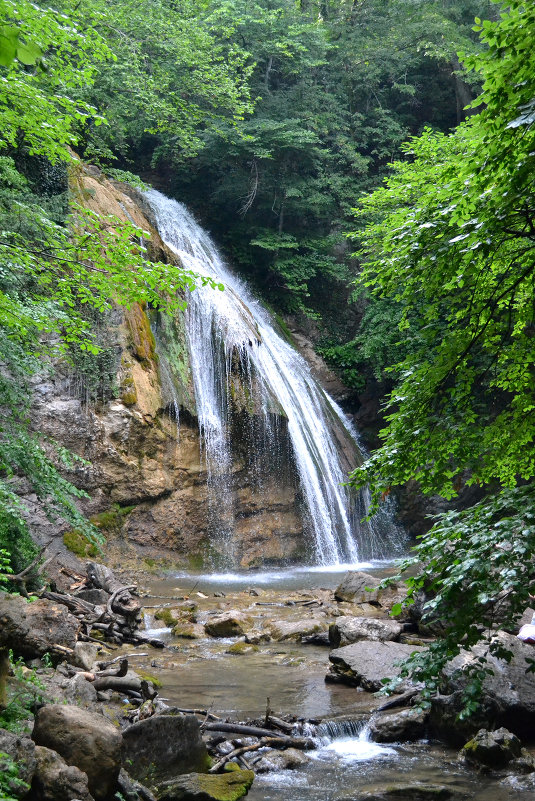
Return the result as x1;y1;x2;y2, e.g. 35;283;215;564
121;713;210;785
334;571;406;608
460;728;522;769
72;642;100;672
268;619;327;642
254;748;309;772
0;595;80;659
204;612;250;638
368;708;428;743
328;641;424;691
32;704;122;801
63;673;98;705
156;769;254;801
429;632;535;742
329;617;402;647
0;729;37;798
32;745;95;801
172;623;205;639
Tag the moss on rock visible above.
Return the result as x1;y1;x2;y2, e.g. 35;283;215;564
157;769;254;801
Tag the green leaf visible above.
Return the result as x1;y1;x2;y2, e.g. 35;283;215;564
16;39;43;66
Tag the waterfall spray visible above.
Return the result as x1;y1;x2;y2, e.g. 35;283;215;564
145;189;400;566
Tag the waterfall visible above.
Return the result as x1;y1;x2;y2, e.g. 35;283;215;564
144;189;400;566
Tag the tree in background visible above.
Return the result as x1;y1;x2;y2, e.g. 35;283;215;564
348;0;535;709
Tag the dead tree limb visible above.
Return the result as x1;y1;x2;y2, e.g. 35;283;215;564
209;735;311;774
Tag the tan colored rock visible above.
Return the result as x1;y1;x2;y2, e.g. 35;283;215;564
204;612;251;638
268;619;328;642
32;705;122;801
33;745;95;801
0;595;79;659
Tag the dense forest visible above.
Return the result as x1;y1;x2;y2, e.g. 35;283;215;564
1;0;535;716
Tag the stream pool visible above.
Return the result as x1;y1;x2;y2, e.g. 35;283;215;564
139;564;535;801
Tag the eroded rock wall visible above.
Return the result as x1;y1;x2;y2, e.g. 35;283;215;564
26;164;304;571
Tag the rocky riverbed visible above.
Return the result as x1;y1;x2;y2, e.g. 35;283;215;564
2;565;535;801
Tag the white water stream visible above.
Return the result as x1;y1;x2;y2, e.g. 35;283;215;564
145;190;400;566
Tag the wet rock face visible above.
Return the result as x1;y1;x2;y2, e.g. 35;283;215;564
430;632;535;742
329;616;402;647
32;745;95;801
461;728;522;769
121;713;210;786
19;171;307;572
32;704;122;801
368;708;428;743
327;641;424;691
0;595;80;659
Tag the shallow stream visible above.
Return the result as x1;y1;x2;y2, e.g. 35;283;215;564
137;564;535;800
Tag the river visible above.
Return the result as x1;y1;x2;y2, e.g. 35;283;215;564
137;564;535;801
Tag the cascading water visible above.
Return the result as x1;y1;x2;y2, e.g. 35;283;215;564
145;189;400;566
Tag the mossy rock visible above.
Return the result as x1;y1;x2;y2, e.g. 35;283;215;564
225;641;258;655
136;671;163;688
172;623;204;639
63;530;100;558
154;608;176;627
156;769;254;801
90;503;134;534
126;303;157;367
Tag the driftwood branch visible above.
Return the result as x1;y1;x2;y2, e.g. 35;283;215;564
209;735;311;774
203;722;312;747
0;544;55;596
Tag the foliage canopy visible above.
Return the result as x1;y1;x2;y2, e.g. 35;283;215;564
349;0;535;703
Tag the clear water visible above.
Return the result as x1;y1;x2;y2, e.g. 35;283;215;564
144;190;404;567
141;567;535;801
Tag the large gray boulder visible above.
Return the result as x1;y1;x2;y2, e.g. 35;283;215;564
429;632;535;742
329;616;402;647
368;708;428;743
0;595;80;658
460;728;522;769
0;729;37;798
334;571;406;608
121;713;210;786
32;745;95;801
328;641;423;691
156;769;254;801
32;705;122;801
268;618;327;642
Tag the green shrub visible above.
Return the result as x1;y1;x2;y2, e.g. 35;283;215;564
63;530;100;558
0;513;40;592
0;651;46;733
0;752;30;801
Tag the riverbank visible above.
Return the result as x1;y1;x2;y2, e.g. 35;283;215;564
2;563;535;801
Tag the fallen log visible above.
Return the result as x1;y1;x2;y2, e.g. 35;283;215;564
162;706;220;721
86;562;141;620
92;675;143;693
203;722;313;747
209;735;311;774
267;714;295;733
376;688;420;712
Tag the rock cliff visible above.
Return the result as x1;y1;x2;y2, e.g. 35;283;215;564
26;164;304;571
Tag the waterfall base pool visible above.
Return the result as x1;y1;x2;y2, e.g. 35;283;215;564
137;566;535;801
